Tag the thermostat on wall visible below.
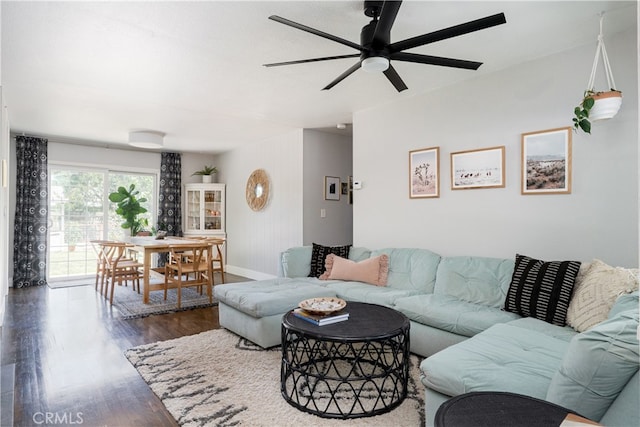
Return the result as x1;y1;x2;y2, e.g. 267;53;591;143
353;181;362;190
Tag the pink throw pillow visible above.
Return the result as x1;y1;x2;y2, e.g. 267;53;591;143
319;254;389;286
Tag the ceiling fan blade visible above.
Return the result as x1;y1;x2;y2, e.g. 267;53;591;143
391;52;482;70
269;15;364;52
264;54;360;67
389;12;506;53
383;65;408;92
322;62;362;90
373;1;402;44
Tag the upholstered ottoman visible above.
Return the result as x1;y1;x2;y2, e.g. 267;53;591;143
214;278;337;348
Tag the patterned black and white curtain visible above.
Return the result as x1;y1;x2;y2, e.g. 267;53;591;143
157;152;182;237
13;135;49;288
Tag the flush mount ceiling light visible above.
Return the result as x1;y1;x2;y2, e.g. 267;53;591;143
128;130;165;149
361;56;389;73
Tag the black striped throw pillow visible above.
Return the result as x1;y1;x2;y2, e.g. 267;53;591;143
308;243;351;278
504;254;581;326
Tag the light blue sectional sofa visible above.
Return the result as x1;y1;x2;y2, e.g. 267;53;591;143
213;246;639;426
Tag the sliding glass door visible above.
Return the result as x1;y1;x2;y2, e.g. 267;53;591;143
48;166;156;281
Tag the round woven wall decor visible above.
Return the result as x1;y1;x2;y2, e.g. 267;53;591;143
246;169;270;211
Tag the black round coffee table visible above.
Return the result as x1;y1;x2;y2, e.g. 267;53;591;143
280;301;410;419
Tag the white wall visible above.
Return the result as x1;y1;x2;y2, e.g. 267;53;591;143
353;28;638;267
0;89;9;326
302;129;353;246
218;129;304;279
182;152;217;185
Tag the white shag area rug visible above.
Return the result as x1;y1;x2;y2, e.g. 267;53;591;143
125;329;425;427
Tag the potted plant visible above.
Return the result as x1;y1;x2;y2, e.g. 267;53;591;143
108;184;149;236
573;89;623;134
192;165;218;183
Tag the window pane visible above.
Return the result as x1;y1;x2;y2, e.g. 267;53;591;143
108;173;155;240
48;167;156;280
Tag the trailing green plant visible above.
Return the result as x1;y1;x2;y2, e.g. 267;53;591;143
192;165;218;176
108;184;149;236
573;90;596;134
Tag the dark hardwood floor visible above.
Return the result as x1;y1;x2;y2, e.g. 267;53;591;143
1;273;250;427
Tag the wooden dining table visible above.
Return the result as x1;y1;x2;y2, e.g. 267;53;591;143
127;236;203;304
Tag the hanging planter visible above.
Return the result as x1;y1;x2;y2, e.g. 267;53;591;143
589;90;622;121
573;14;622;134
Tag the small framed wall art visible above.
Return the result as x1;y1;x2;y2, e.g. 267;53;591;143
521;127;572;195
324;176;340;200
409;147;440;198
451;146;505;190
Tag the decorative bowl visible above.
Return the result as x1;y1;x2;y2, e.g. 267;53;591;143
298;297;347;315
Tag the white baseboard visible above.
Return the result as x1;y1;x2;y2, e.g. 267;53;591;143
225;265;276;281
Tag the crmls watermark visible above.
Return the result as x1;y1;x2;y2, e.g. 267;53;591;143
32;412;84;425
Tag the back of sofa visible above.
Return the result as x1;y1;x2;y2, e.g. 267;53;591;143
279;246;371;278
434;256;515;308
370;248;441;293
545;293;639;424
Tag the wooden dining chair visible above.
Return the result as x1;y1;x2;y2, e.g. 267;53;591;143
206;237;226;284
100;242;144;304
91;239;114;293
164;242;213;308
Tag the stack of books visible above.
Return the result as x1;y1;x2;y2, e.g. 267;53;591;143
293;308;349;326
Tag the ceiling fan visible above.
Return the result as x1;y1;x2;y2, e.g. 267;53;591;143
264;1;506;92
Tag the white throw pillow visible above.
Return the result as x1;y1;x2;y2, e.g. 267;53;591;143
566;259;639;332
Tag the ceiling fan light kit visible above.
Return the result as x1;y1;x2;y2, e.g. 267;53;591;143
264;1;506;92
362;56;389;73
128;130;165;149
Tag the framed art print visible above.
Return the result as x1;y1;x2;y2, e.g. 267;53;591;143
451;146;505;190
409;147;440;198
324;176;340;200
521;127;572;195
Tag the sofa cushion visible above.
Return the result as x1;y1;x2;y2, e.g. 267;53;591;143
504;254;581;326
281;246;371;278
281;246;313;278
566;259;639;332
213;278;337;317
308;243;351;277
503;317;577;343
599;371;639;427
394;294;520;337
324;281;419;307
434;256;514;307
608;291;639;319
370;248;441;293
545;308;640;421
421;321;570;398
319;254;389;286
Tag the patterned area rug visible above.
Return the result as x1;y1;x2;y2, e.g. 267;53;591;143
125;329;425;427
111;282;217;319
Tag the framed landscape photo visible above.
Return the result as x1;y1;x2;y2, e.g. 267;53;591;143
521;127;572;195
409;147;440;198
324;176;340;200
450;146;505;190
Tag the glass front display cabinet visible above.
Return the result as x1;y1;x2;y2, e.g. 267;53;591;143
184;183;226;237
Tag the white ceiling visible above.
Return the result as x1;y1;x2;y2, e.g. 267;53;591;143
2;1;636;153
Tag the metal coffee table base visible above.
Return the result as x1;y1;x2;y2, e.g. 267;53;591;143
281;315;410;419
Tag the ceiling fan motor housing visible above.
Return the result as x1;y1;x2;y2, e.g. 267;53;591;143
361;19;390;61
